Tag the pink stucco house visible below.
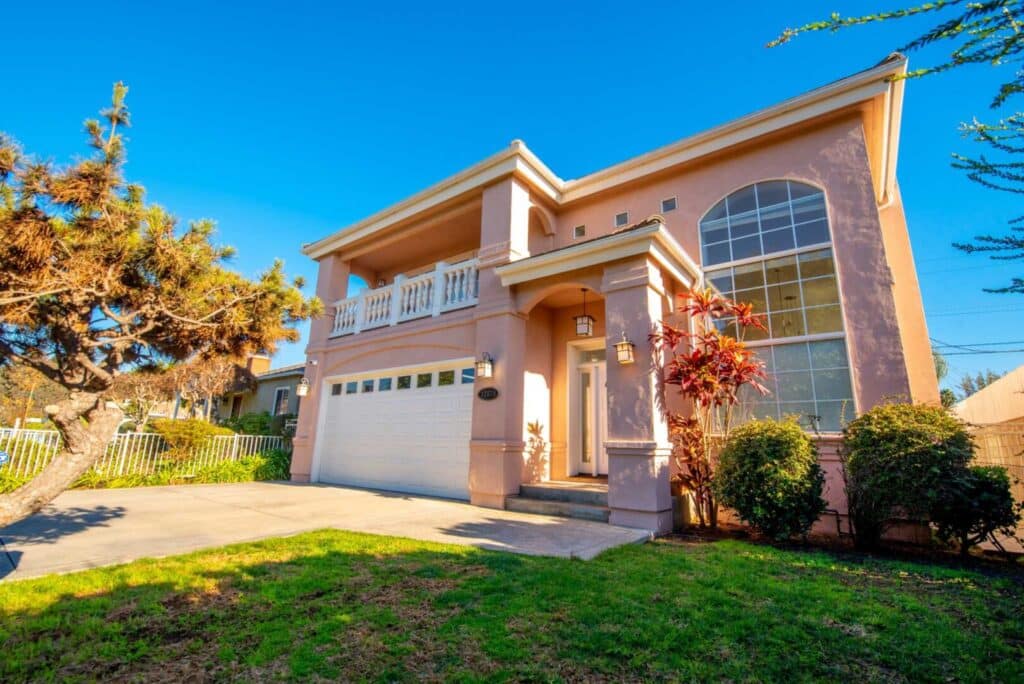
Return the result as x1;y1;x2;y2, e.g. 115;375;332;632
289;55;938;534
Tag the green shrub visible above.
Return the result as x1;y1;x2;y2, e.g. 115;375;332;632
0;470;29;494
221;411;274;435
269;413;296;438
842;403;973;550
151;418;234;460
714;418;826;539
931;465;1022;556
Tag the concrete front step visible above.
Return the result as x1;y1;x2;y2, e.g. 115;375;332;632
505;495;611;523
519;482;609;507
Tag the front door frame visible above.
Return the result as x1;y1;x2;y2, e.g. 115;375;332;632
566;337;608;476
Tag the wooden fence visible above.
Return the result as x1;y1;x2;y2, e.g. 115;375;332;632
0;428;287;479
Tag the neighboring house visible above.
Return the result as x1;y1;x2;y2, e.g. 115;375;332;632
221;356;305;420
290;55;937;534
954;365;1024;427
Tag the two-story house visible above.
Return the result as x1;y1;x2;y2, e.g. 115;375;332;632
289;55;938;534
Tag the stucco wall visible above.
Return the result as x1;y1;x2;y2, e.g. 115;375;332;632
538;116;929;411
955;364;1024;425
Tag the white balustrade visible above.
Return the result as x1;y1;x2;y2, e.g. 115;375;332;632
330;258;479;337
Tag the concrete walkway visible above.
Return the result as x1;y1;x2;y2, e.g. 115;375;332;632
0;482;650;580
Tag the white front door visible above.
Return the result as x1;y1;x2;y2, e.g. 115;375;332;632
572;347;608;476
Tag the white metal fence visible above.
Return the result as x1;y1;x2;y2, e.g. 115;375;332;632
0;428;286;478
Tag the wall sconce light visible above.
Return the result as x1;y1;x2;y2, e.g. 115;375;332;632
475;352;494;379
614;332;636;365
574;288;595;337
296;377;310;397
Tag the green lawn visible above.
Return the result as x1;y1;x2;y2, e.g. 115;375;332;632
1;531;1021;682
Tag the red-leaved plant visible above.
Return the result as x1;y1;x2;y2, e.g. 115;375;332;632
651;288;768;528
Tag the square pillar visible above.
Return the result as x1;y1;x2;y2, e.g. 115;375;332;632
291;253;350;482
468;311;527;508
602;258;673;534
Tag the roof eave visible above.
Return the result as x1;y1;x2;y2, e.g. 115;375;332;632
494;221;700;288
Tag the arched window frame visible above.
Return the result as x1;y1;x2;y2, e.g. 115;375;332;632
697;179;856;433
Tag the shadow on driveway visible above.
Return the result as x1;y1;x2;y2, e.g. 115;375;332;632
1;505;127;546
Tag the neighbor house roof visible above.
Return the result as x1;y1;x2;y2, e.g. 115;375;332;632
254;363;306;382
303;54;908;260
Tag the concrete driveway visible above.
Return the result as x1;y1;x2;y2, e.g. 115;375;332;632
0;482;650;580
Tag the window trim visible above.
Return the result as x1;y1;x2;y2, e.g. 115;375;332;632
272;387;290;416
661;196;677;213
573;225;586;239
696;179;859;428
614;211;629;228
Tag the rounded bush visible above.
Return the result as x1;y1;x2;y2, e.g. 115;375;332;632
932;465;1022;556
842;403;973;549
714;418;826;540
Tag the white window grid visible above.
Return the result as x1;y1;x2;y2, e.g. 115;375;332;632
737;337;854;432
696;181;856;432
706;248;843;341
334;368;484;395
700;181;829;267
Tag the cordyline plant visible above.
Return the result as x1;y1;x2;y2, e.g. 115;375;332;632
651;289;768;528
0;83;321;527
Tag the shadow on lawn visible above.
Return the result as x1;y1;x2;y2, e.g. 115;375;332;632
0;505;126;547
0;540;528;682
1;531;1022;682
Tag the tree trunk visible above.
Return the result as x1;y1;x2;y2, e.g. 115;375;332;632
0;392;123;528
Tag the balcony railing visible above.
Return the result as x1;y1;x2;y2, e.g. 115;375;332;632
331;258;480;337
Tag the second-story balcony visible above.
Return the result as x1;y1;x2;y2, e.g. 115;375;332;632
330;258;480;337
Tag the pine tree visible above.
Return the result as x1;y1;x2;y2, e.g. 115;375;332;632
0;84;321;526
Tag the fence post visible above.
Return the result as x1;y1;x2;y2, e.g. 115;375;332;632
116;432;131;475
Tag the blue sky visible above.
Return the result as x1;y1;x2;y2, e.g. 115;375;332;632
3;1;1022;390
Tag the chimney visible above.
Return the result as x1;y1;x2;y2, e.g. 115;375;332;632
246;354;271;376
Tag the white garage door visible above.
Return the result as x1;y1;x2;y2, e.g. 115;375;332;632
316;362;475;500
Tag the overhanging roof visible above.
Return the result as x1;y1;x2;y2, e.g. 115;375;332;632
494;218;701;288
304;55;908;260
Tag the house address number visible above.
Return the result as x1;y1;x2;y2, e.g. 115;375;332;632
477;387;499;401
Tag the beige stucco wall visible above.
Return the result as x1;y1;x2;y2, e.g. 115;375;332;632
955;364;1024;425
544;115;933;411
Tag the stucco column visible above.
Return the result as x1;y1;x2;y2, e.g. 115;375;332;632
601;258;673;534
467;175;532;507
468;309;527;507
291;252;350;482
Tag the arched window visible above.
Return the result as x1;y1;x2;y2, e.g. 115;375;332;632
699;181;852;432
700;180;829;266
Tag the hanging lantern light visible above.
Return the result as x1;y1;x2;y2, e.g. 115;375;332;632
614;331;635;365
574;288;595;337
295;377;311;397
475;352;494;379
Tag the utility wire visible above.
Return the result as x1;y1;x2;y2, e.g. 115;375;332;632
931;337;1024;355
933;339;1024;348
928;306;1024;317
